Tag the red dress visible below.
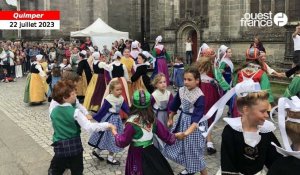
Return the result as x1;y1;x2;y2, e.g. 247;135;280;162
200;71;222;126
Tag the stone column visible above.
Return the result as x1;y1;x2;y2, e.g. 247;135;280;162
226;0;249;39
17;0;21;39
93;0;108;22
284;23;297;61
271;0;275;12
259;0;262;12
203;0;222;41
149;0;165;40
173;0;180;19
129;0;141;40
44;0;51;38
285;0;289;14
164;0;173;27
79;0;93;30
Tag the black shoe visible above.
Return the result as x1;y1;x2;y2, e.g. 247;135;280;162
92;150;104;161
90;110;98;113
207;147;217;155
106;159;120;165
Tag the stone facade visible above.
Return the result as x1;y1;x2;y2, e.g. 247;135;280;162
8;0;109;40
0;1;17;39
1;0;300;65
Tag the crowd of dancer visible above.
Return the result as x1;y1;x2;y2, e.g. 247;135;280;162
1;29;300;175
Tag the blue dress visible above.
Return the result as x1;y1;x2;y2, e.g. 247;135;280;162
88;94;129;153
173;63;184;87
163;86;207;173
151;89;173;151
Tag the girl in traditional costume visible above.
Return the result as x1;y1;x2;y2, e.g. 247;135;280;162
46;66;61;102
130;40;141;63
131;53;154;93
88;79;130;165
151;73;173;150
197;45;228;155
218;45;234;85
219;82;281;175
76;53;92;103
164;66;208;175
83;52;108;112
24;54;47;104
172;56;185;91
120;48;135;97
232;48;274;117
112;89;185;175
107;51;131;120
151;35;171;85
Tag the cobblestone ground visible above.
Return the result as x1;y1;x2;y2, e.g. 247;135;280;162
0;77;244;175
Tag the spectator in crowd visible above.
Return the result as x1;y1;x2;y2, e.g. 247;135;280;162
250;36;266;53
0;45;15;77
185;37;193;65
56;44;65;63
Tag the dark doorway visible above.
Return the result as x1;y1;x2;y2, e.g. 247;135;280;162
191;30;197;62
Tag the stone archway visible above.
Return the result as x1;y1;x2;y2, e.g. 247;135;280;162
176;22;200;63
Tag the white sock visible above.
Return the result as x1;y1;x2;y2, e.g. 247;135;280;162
94;148;101;154
108;155;114;162
181;169;188;174
207;142;214;148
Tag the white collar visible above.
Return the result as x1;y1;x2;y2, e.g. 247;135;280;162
152;89;170;98
272;142;300;159
106;94;124;104
220;57;234;72
93;60;99;64
179;86;203;104
134;62;150;71
223;117;276;133
155;45;164;51
112;60;122;66
136;62;150;67
59;103;73;107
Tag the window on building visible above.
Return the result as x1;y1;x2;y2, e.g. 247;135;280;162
179;0;208;18
195;0;201;16
289;0;300;21
274;0;285;13
261;0;271;13
250;0;259;13
180;0;185;18
251;0;286;14
202;0;208;16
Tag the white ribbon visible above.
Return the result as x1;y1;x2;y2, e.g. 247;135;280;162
277;96;300;152
199;87;236;137
199;80;261;137
286;117;300;123
269;105;278;123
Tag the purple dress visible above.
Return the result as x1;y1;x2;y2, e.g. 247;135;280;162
115;116;176;175
151;45;171;86
88;95;129;153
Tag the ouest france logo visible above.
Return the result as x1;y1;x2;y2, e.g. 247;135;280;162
240;11;288;27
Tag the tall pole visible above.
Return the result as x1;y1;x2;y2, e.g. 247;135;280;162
141;0;145;44
78;0;80;30
17;0;21;39
44;0;51;37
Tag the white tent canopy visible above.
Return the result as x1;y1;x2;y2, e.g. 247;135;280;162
70;18;129;50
